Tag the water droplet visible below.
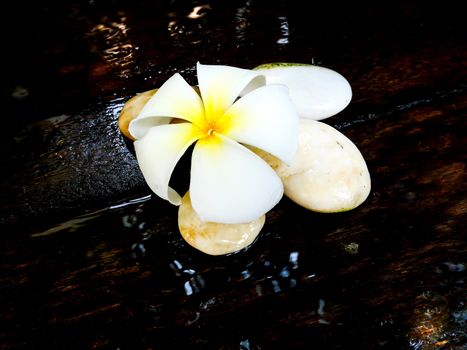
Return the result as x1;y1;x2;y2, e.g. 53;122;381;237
131;242;146;259
255;284;263;296
200;297;216;310
318;299;326;316
272;280;281;293
280;267;290;278
173;260;183;269
196;275;206;289
239;339;251;350
12;86;29;99
186;312;200;325
184;281;193;296
122;214;138;228
443;262;465;272
289;251;299;268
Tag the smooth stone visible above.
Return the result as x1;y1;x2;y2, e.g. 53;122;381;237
178;192;265;255
254;63;352;120
255;119;371;212
118;89;157;140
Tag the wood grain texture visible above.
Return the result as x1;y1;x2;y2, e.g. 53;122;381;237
0;1;466;349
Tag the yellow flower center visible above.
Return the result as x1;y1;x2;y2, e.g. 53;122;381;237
196;111;231;143
185;90;236;145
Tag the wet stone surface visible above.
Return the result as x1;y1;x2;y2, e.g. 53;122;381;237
1;0;466;349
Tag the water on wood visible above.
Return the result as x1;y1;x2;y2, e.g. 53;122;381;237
1;1;466;349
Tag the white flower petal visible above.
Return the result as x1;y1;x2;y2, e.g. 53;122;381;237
190;135;283;224
196;62;265;121
134;123;201;205
221;84;299;164
129;73;205;139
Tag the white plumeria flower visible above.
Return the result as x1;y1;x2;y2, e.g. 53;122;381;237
129;63;299;224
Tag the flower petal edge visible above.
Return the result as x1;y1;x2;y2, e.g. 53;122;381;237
134;123;201;205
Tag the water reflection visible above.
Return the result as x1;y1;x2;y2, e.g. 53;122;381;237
30;192;465;349
166;3;212;48
11;85;29;100
187;5;211;19
87;14;138;78
183;275;206;296
148;252;299;297
289;251;299;268
277;16;289;45
185;311;200;325
407;261;467;349
31;209;105;237
200;297;216;310
131;242;146;259
235;1;252;43
239;339;251;350
26;179;465;349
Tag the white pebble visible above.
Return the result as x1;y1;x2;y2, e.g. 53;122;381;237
256;119;371;212
254;63;352;120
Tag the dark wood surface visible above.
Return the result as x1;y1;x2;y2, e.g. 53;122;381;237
1;1;466;349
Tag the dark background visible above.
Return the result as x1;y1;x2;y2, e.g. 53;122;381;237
0;1;466;349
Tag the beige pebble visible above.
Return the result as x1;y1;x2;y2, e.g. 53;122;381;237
256;119;371;212
118;89;157;140
178;192;265;255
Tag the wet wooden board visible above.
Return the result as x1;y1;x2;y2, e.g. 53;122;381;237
1;1;466;349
